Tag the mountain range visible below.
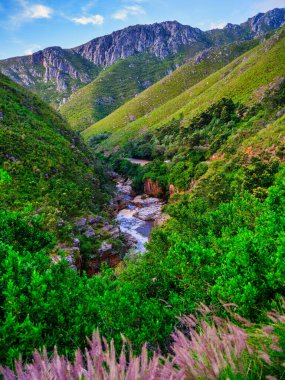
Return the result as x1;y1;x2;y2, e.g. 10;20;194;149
0;8;284;112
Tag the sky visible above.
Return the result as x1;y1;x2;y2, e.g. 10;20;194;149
0;0;284;59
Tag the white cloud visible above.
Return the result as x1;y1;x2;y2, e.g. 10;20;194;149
24;43;41;55
80;1;97;14
27;4;52;19
112;5;145;21
209;21;227;29
253;0;285;12
10;0;53;28
72;14;104;25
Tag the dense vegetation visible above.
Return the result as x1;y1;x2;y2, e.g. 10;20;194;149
0;72;111;241
116;81;285;200
1;162;285;373
1;80;285;371
3;304;285;379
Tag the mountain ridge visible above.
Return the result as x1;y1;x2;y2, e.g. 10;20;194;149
0;8;284;108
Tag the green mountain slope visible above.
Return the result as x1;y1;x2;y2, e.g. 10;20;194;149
79;39;259;135
60;52;186;132
0;72;109;237
83;28;285;147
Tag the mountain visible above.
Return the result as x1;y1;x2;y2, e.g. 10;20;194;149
0;47;101;108
82;27;285;147
0;8;284;110
80;38;260;141
205;7;285;43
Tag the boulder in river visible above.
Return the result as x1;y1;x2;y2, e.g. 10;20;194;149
112;194;129;211
134;205;162;221
132;195;162;207
132;195;164;221
116;178;133;195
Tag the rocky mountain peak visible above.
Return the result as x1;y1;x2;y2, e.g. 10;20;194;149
71;21;204;66
244;7;285;36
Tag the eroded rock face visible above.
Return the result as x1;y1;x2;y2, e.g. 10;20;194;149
246;8;285;37
72;21;203;66
0;47;94;103
144;178;164;197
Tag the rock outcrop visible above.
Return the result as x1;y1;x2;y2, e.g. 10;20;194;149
0;47;98;107
245;8;285;37
72;21;203;66
144;178;164;197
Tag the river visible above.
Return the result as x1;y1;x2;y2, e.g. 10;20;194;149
114;176;164;253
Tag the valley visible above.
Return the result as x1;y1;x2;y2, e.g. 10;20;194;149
1;5;285;379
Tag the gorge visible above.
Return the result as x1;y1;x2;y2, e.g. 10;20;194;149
1;4;285;378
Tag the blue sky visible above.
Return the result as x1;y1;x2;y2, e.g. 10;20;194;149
0;0;284;59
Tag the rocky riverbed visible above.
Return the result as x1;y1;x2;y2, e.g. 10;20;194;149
114;176;166;252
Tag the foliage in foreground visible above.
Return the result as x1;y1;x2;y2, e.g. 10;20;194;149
1;169;285;367
2;304;285;380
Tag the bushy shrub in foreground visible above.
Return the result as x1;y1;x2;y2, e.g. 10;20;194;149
2;169;285;367
2;303;285;380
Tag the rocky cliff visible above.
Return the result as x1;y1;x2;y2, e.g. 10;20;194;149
74;8;285;66
0;47;101;107
0;8;284;107
245;8;285;36
72;22;204;65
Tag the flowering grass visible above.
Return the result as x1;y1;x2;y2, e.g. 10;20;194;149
2;303;285;380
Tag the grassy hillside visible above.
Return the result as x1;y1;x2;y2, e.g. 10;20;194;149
83;28;285;147
81;39;260;138
0;72;109;238
60;52;187;131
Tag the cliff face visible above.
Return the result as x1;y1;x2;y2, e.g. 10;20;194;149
245;8;285;36
70;8;285;65
144;178;164;197
0;8;284;107
0;47;100;107
72;22;204;66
